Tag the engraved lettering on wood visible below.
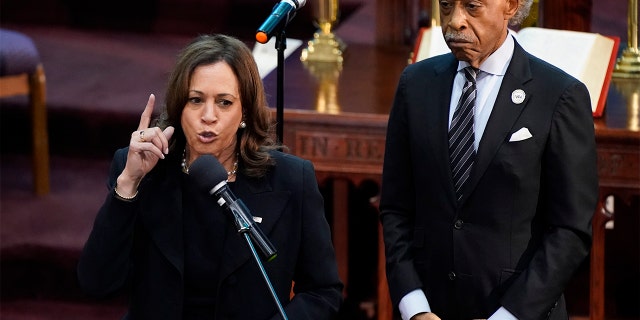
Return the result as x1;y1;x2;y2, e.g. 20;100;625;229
597;149;640;183
598;152;623;177
295;131;385;165
346;137;384;162
299;135;328;157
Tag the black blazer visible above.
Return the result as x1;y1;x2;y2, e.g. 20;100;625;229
78;149;343;319
379;39;598;320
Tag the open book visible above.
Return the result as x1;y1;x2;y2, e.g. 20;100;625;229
412;26;620;117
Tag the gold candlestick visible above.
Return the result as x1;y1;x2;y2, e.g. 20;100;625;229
303;60;343;114
613;0;640;78
300;0;346;63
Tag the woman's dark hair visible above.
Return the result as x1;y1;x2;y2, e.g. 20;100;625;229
155;34;279;177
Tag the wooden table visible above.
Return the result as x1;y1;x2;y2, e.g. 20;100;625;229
264;42;640;320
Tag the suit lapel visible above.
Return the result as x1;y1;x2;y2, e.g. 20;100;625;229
430;57;460;205
463;43;533;202
140;167;185;274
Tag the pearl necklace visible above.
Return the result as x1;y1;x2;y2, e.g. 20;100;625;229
181;150;238;177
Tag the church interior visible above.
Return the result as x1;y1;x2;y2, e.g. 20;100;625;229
1;0;638;319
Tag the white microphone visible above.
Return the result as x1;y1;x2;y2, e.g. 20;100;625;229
256;0;307;44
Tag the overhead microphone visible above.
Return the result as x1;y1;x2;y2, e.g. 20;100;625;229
256;0;307;44
189;155;277;261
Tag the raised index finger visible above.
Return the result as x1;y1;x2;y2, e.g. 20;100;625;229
137;94;156;131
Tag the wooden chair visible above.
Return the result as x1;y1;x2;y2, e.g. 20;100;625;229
0;28;50;195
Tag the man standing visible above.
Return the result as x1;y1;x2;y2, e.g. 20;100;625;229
379;0;599;319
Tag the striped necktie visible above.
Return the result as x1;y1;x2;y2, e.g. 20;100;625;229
449;66;478;201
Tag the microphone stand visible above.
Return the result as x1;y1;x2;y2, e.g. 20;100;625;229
275;29;287;145
228;201;288;319
241;232;288;320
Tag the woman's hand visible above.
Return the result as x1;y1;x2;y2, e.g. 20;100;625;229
116;94;175;197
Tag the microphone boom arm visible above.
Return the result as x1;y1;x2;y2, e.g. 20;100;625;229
212;181;278;261
227;198;278;261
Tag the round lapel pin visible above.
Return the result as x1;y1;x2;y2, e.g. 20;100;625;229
511;89;526;104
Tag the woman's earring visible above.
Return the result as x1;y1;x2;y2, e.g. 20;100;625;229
239;121;246;129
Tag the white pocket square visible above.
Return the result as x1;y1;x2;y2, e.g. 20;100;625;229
509;127;533;142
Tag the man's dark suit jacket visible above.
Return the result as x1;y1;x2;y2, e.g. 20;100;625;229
78;149;343;319
379;38;598;320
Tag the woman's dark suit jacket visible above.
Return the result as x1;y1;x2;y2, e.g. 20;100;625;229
78;149;343;319
379;38;598;320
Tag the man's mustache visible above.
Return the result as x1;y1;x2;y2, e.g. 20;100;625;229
444;32;473;42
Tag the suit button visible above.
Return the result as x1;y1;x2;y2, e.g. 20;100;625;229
454;219;464;229
448;271;456;280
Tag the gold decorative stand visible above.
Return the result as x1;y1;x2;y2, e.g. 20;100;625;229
613;0;640;78
303;60;343;114
301;0;345;63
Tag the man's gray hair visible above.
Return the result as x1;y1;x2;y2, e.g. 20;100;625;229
509;0;534;26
